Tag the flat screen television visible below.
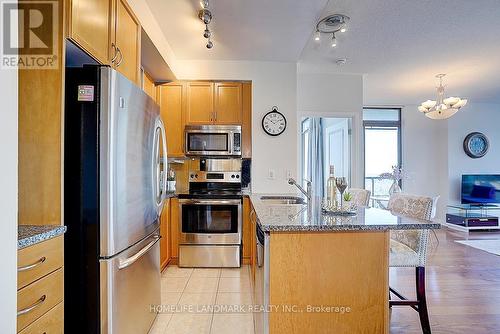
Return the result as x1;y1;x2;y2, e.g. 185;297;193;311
461;174;500;205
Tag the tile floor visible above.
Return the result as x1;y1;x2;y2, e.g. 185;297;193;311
149;265;255;334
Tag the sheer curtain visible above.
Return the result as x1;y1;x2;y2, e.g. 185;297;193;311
307;118;324;197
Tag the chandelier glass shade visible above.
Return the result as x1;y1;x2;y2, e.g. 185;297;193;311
418;74;467;120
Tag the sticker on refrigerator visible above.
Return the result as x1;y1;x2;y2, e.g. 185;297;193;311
77;85;94;102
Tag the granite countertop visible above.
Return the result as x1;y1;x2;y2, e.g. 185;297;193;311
250;194;441;232
18;225;67;249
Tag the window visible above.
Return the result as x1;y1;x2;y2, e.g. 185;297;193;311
301;118;311;189
363;108;401;207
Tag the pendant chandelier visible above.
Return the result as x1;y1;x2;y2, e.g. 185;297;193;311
418;74;467;120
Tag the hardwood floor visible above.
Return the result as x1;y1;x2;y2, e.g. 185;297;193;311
390;227;500;333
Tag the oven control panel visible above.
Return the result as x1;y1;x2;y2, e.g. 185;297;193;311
189;171;241;183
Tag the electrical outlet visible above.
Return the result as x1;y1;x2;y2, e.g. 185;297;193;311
268;169;276;180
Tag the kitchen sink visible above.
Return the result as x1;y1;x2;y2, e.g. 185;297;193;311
259;196;306;205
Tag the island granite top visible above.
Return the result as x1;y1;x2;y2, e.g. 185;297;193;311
250;194;441;232
18;225;67;249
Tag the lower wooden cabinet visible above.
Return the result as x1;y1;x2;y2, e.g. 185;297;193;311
170;198;180;262
17;236;64;333
160;198;171;270
243;197;252;264
18;302;63;334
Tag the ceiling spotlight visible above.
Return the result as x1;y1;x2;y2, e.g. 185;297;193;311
198;0;214;49
198;9;212;24
200;0;209;9
340;27;347;33
203;26;211;39
314;30;320;42
331;33;337;47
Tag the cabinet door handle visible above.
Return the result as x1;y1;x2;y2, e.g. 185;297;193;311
110;43;118;63
17;295;46;316
18;256;46;272
116;47;123;67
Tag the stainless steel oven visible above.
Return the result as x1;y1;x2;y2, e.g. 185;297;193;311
179;198;242;245
185;125;241;157
178;197;242;268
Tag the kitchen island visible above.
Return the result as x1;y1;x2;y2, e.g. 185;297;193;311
250;195;440;334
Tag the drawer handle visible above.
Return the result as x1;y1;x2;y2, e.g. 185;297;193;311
18;257;46;272
17;295;46;316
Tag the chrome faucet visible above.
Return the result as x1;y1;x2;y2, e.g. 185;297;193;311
288;178;312;202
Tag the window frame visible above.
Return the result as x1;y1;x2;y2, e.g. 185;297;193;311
362;107;402;199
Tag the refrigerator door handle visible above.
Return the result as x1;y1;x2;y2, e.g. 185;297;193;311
118;235;160;270
152;123;161;209
158;117;168;200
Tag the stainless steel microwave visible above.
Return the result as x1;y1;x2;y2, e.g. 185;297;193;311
185;125;241;157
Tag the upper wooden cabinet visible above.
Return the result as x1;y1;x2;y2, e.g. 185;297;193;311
158;83;185;157
68;0;141;84
142;71;156;101
214;82;242;124
159;81;251;157
185;82;242;125
114;0;141;84
185;82;214;124
69;0;113;65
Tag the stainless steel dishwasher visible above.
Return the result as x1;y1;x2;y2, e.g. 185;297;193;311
254;223;270;334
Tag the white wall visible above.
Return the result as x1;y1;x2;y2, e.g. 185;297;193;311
401;105;448;218
297;72;364;187
447;103;500;204
0;66;18;331
175;60;298;193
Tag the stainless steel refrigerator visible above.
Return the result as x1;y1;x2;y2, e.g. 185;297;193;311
64;66;168;333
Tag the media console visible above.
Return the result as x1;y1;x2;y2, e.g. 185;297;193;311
445;204;500;232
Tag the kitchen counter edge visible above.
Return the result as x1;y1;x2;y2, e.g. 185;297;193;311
18;225;67;249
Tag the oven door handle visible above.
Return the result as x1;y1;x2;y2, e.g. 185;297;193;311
179;199;242;205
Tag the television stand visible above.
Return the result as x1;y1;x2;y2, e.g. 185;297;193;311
446;204;500;232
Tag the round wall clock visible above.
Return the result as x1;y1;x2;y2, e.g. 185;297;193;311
463;132;489;158
262;107;287;136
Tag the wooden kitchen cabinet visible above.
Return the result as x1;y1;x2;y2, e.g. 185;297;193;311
214;82;242;124
17;236;64;333
68;0;113;65
243;197;252;264
142;71;156;101
114;0;141;84
160;81;252;157
68;0;141;84
160;198;170;270
158;83;185;157
185;82;214;124
241;82;252;158
170;198;180;262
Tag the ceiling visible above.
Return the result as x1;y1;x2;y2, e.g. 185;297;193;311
146;0;500;104
145;0;327;62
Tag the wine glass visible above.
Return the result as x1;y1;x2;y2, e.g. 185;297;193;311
335;177;348;210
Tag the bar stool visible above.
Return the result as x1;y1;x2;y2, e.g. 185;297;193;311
388;193;434;334
348;188;371;207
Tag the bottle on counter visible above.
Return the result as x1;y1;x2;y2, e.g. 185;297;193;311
326;165;337;208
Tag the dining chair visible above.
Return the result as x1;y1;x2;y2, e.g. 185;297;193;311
349;188;371;207
387;193;434;334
